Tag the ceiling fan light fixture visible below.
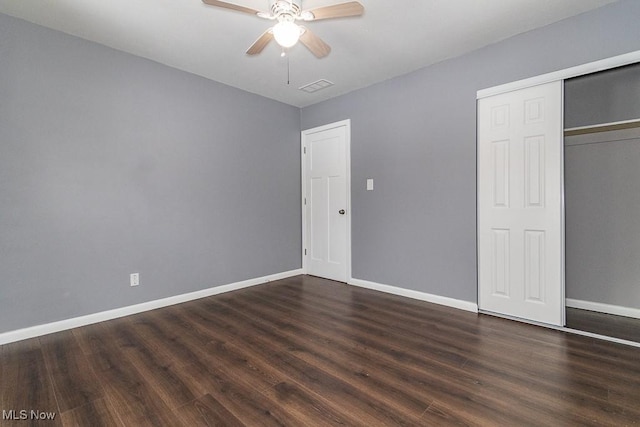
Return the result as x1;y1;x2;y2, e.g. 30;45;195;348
203;0;365;57
273;20;301;48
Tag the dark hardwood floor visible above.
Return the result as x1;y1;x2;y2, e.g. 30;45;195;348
2;275;640;426
566;307;640;344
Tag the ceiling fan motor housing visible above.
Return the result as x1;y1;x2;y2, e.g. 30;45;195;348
269;0;302;20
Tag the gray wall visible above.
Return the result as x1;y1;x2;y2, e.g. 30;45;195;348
565;129;640;308
0;13;301;333
300;0;640;303
3;1;640;333
565;62;640;128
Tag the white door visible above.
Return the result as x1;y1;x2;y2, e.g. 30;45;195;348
302;120;351;282
478;81;565;326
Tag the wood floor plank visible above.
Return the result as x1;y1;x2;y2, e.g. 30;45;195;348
59;397;122;427
161;309;284;392
195;298;425;425
84;322;182;426
72;323;112;356
257;278;640;408
1;338;61;427
2;275;640;426
460;341;640;413
181;299;412;425
86;350;181;426
119;340;198;411
270;279;552;359
204;342;361;426
220;282;640;426
567;307;640;343
296;283;640;422
260;381;354;426
213;293;435;416
256;280;495;358
245;284;473;367
113;315;201;411
179;362;314;426
39;330;104;413
127;311;205;369
216;293;566;426
114;307;348;426
173;394;245;427
163;306;365;426
109;316;178;369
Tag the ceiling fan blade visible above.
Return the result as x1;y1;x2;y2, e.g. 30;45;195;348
304;1;364;21
246;29;274;55
299;28;331;58
202;0;261;16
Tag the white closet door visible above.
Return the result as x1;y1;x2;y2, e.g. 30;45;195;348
478;81;565;326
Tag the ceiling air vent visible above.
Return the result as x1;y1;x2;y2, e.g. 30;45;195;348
299;79;334;93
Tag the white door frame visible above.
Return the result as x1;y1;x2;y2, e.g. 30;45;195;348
301;119;352;282
477;49;640;324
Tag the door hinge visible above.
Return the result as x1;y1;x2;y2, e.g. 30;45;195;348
304;249;307;256
303;147;306;154
304;197;306;205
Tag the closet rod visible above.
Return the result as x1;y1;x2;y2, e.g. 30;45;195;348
565;118;640;137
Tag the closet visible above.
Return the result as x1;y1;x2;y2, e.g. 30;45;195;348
477;51;640;344
564;63;640;343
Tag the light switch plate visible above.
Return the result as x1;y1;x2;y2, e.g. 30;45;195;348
366;179;374;191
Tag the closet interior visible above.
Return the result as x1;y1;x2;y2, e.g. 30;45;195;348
564;62;640;343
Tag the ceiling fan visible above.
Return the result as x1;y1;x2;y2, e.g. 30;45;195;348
202;0;364;58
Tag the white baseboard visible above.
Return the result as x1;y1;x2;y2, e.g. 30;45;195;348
0;269;303;345
349;278;478;313
566;298;640;320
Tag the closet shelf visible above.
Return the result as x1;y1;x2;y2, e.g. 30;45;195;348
565;118;640;136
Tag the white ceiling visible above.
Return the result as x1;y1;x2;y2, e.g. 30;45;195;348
0;0;617;107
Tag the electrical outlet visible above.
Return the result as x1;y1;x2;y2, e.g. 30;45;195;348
130;273;139;287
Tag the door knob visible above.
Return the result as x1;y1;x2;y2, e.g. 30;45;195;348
339;209;346;215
